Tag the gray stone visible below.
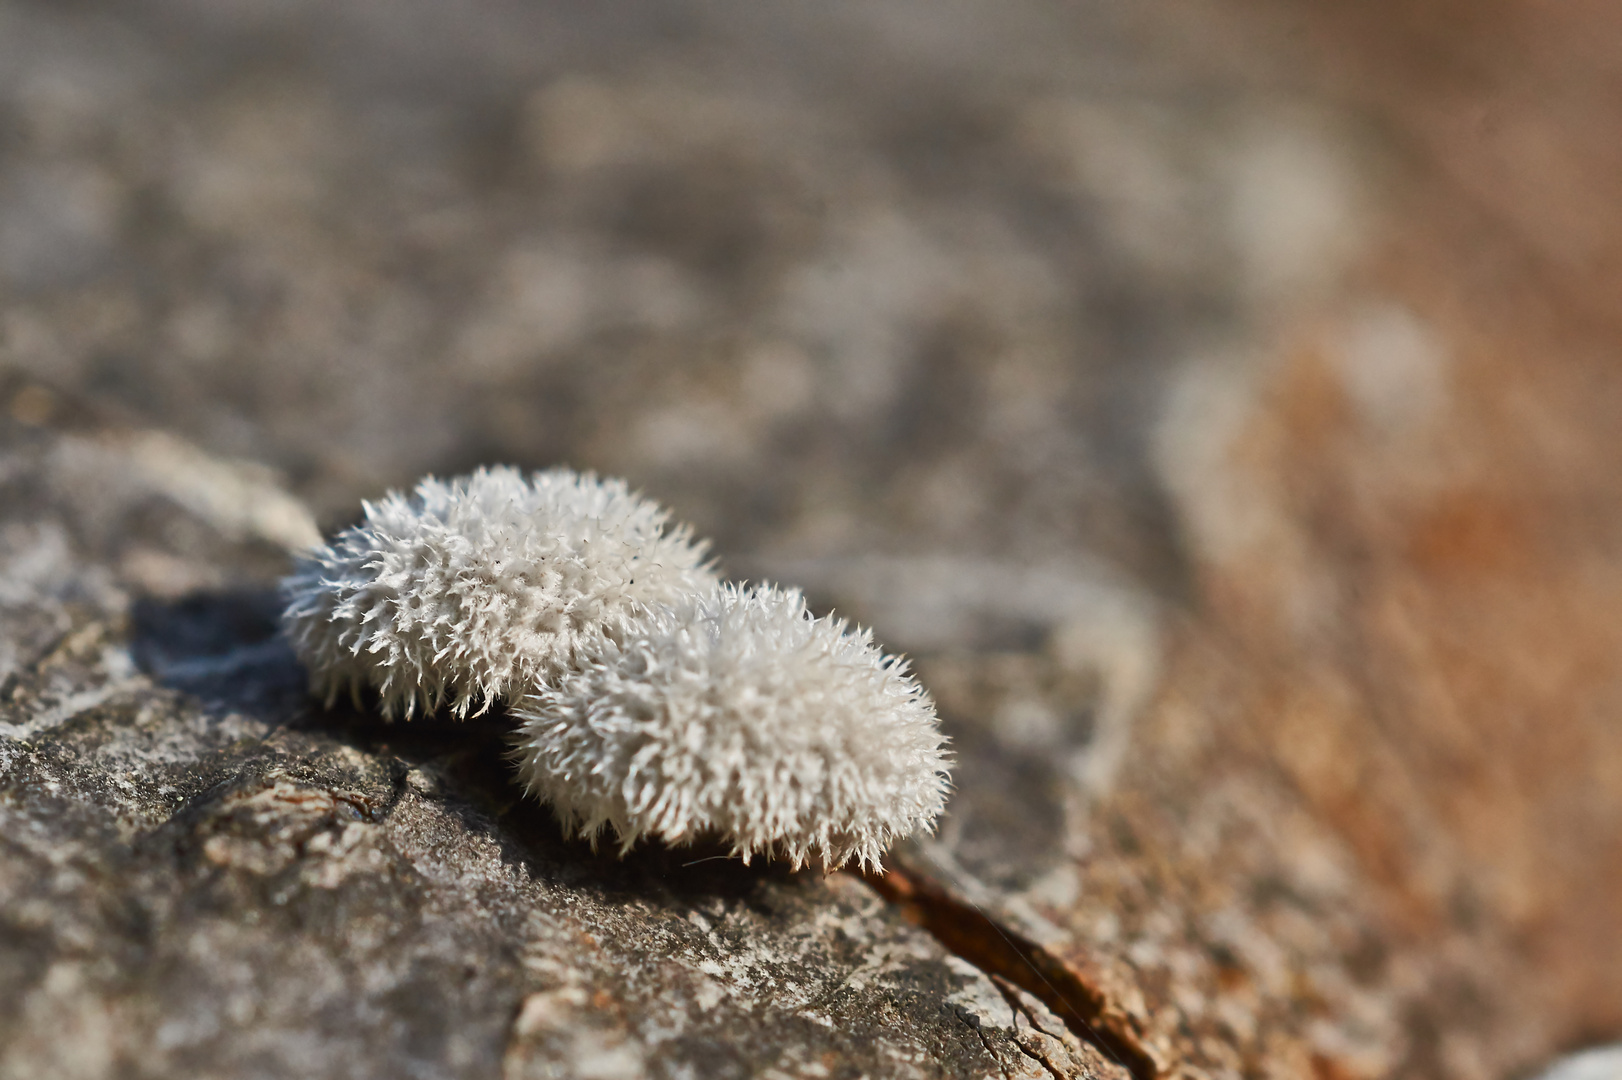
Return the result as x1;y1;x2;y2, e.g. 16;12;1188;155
0;418;1126;1080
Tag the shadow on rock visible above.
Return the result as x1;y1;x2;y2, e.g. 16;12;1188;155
328;703;787;904
129;587;789;904
131;588;308;717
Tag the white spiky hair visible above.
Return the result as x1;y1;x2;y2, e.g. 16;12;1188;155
511;583;952;871
280;466;717;718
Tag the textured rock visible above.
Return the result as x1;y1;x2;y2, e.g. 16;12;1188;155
0;415;1123;1080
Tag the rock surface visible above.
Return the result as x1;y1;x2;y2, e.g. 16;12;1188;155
0;415;1129;1079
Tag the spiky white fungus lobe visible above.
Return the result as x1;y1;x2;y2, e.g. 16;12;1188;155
511;583;952;871
280;466;717;719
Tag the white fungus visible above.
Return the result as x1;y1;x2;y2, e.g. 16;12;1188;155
281;466;717;718
511;583;952;871
282;466;952;868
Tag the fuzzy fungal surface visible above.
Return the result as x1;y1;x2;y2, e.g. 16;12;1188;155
281;466;718;719
513;582;952;871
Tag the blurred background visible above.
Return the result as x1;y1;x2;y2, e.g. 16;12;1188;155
5;1;1622;1077
0;0;1363;569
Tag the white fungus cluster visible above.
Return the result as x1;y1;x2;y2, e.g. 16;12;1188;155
281;466;717;718
282;466;950;870
512;584;950;871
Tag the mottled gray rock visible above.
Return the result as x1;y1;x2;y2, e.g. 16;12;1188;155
0;416;1126;1080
